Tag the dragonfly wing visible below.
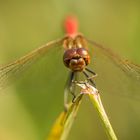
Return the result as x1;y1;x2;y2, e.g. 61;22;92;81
0;38;64;90
86;38;140;80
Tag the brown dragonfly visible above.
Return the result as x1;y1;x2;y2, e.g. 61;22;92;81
0;16;140;108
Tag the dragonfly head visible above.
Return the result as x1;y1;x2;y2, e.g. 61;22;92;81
63;48;90;72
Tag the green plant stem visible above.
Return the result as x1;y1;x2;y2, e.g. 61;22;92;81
88;93;118;140
60;94;82;140
47;94;83;140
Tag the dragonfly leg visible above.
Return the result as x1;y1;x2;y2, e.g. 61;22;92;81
64;72;75;111
83;68;97;87
85;68;97;77
70;86;76;103
69;73;77;103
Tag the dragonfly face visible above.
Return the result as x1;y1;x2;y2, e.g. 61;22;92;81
63;35;90;72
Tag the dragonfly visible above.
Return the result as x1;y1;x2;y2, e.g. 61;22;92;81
0;16;140;109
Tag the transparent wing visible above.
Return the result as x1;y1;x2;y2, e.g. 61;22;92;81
0;38;64;90
86;38;140;80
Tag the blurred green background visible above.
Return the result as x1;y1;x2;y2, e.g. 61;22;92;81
0;0;140;140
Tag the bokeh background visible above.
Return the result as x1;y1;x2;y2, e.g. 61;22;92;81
0;1;140;140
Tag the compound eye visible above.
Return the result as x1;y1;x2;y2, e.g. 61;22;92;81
77;48;88;57
63;49;76;67
63;49;76;60
77;48;90;65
